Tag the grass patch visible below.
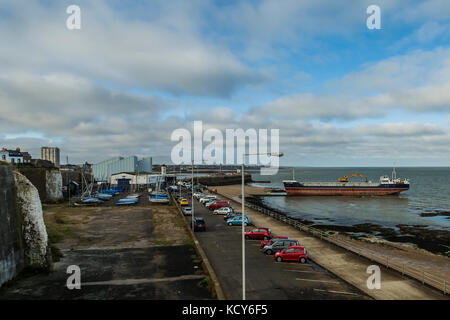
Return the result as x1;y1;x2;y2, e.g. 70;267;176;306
197;277;210;288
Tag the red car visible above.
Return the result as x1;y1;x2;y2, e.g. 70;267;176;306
260;235;288;248
274;246;308;263
208;201;229;211
245;228;272;240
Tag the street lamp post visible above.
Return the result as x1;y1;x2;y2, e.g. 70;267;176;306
191;161;195;230
241;151;283;300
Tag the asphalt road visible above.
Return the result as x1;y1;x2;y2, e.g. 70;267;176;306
180;189;371;300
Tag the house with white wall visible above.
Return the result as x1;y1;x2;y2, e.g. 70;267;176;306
1;148;24;164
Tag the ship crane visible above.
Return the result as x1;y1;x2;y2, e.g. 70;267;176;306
338;174;368;183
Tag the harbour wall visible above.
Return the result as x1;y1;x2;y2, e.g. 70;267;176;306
17;167;63;202
196;173;252;186
0;165;51;287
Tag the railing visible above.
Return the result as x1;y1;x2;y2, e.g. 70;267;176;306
214;190;449;295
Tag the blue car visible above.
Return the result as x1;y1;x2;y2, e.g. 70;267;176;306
226;215;251;226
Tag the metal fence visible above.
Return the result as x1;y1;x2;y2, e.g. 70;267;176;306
216;190;449;295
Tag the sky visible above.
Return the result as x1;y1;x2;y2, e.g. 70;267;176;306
0;0;449;167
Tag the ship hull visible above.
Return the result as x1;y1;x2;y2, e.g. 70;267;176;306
284;187;408;196
283;181;409;196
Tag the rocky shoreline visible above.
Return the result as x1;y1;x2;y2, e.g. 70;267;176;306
246;195;450;257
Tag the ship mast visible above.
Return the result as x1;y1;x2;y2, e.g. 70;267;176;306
392;163;397;180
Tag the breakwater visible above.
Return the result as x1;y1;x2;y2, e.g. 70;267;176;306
196;173;252;186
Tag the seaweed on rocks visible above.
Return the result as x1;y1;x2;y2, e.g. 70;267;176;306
247;196;450;256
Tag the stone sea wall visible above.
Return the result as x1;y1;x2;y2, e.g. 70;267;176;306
0;165;51;287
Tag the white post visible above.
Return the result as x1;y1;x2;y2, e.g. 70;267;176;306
242;152;246;301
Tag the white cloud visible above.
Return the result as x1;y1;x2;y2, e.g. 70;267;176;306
1;1;450;166
0;1;261;97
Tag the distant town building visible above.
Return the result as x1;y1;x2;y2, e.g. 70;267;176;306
60;162;92;172
21;151;32;163
92;156;152;182
1;147;24;164
41;147;60;167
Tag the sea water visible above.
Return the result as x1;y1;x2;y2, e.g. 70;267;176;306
250;167;450;230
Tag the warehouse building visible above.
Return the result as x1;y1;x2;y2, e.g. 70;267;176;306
92;156;152;182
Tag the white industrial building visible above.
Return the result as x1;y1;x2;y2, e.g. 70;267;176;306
110;172;152;186
110;169;176;190
93;156;152;182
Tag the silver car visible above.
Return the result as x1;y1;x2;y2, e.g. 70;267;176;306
213;206;234;215
262;239;300;255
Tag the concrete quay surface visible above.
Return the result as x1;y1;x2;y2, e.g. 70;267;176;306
181;190;371;300
212;186;449;300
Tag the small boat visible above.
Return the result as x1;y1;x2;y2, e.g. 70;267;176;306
102;189;119;195
116;198;138;205
126;194;140;199
97;193;113;200
149;175;170;204
81;197;102;204
149;193;170;203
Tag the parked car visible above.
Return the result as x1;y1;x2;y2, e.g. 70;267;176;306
274;246;307;263
224;211;241;220
207;200;229;211
180;198;189;206
193;192;204;199
182;207;192;216
260;235;289;249
245;228;272;240
227;215;251;226
263;239;300;255
204;200;216;207
200;196;217;204
213;207;234;215
192;217;206;232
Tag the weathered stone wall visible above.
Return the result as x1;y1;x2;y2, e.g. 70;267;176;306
45;170;63;202
0;166;51;287
18;167;63;202
14;171;50;269
17;167;47;201
0;166;24;286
